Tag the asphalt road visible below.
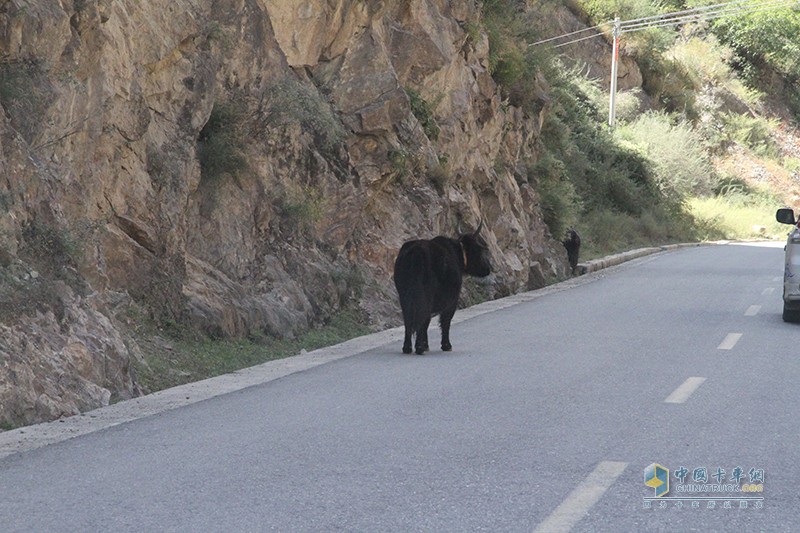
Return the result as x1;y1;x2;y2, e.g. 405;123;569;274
1;243;797;532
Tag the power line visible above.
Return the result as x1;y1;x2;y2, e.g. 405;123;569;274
528;22;609;47
621;0;755;26
552;29;613;48
530;0;799;48
621;0;798;32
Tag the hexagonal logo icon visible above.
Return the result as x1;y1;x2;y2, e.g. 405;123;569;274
644;463;670;498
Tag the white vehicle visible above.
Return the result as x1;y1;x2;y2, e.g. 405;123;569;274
776;208;800;322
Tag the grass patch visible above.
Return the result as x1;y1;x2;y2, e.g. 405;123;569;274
131;309;372;393
688;191;788;241
577;208;694;260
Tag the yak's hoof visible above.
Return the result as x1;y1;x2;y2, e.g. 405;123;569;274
415;348;426;355
403;346;413;354
441;343;452;352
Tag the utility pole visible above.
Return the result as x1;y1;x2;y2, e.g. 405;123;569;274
608;17;621;128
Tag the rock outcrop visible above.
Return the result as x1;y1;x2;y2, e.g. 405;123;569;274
0;0;569;426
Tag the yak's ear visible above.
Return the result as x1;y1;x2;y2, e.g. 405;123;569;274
473;219;484;238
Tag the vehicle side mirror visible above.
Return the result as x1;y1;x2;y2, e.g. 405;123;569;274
776;208;796;225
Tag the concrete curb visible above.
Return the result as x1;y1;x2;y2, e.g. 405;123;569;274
577;242;707;274
0;241;709;459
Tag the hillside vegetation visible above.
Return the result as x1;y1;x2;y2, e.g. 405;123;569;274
484;0;800;256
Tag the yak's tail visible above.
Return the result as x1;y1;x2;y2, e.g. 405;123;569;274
395;245;431;335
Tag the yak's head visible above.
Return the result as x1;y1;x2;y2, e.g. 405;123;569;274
459;220;492;277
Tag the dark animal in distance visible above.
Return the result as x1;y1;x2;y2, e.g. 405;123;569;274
393;222;492;355
562;228;581;275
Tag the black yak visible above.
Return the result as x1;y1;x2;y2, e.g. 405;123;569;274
562;229;581;275
393;222;492;355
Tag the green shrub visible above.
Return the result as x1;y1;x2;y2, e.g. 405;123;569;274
707;4;800;117
281;185;325;230
405;88;441;141
463;21;482;45
572;73;642;126
528;154;580;238
197;100;248;182
640;55;698;118
0;60;50;142
666;36;762;113
482;0;521;73
387;148;412;181
720;112;779;159
613;89;643;123
616;112;714;197
578;0;674;63
700;111;779;158
265;78;345;153
540;71;665;216
711;6;800;81
427;159;449;193
482;0;539;99
580;0;660;24
0;191;11;214
21;222;81;276
712;174;749;196
784;157;800;174
0;222;88;322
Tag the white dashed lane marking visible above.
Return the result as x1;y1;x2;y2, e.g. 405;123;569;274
532;461;628;533
762;288;775;295
745;305;761;316
718;333;743;350
664;377;706;403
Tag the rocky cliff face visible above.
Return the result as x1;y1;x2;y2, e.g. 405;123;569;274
0;0;569;426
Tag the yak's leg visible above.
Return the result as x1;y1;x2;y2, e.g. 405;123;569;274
420;317;431;351
400;300;414;354
415;316;431;355
402;324;413;354
440;305;457;351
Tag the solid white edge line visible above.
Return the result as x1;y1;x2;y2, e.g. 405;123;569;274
533;461;628;533
664;377;706;403
718;333;743;350
744;305;761;316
